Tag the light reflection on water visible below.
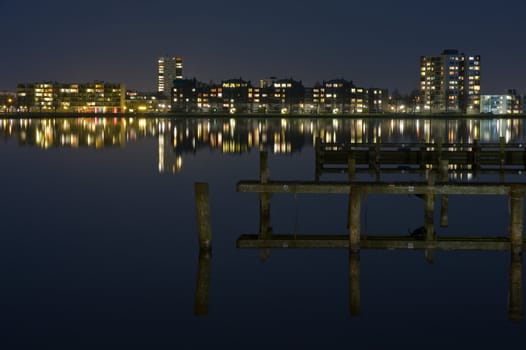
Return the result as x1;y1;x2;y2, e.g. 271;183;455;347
0;116;525;348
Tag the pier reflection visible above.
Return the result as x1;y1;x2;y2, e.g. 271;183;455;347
196;144;525;322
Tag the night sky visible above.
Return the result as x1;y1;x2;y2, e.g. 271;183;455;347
1;0;525;94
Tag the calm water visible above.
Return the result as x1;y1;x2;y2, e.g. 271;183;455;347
0;116;525;348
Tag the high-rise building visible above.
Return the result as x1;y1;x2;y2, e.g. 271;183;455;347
158;56;183;97
420;49;480;114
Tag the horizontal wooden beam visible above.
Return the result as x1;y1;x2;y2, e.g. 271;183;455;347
237;181;521;195
318;167;524;175
237;234;522;250
319;142;524;150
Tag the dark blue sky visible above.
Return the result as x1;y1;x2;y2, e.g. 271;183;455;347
1;0;525;94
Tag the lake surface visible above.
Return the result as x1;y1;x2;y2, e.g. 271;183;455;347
0;116;525;348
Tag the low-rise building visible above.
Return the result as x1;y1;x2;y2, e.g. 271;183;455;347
270;78;305;114
126;91;169;113
368;88;389;113
350;86;368;113
481;90;522;115
0;91;16;112
16;81;125;113
171;78;199;112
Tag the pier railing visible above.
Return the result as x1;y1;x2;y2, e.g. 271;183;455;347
315;137;526;179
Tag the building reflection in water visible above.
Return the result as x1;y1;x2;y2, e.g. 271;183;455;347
196;146;525;322
1;116;524;321
2;116;526;175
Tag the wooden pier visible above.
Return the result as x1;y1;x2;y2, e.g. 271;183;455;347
315;137;526;180
194;143;525;321
238;149;525;253
232;149;526;321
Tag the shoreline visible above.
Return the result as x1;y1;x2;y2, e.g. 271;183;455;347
2;112;526;120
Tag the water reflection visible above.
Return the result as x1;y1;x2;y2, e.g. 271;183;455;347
2;117;526;175
196;149;525;322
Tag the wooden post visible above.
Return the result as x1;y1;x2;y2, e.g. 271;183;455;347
424;173;435;264
439;160;449;180
347;152;356;181
473;139;480;173
500;136;506;167
508;253;523;323
259;151;272;260
424;193;435;236
424;174;435;239
349;252;360;317
194;248;211;316
437;139;443;167
509;185;524;255
368;143;379;170
260;150;270;183
440;195;449;228
419;141;426;170
367;141;381;172
349;187;361;254
439;160;449;227
195;183;212;250
315;137;322;181
259;151;271;238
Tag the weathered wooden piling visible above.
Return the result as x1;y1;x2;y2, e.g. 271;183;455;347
424;173;435;240
259;151;272;260
439;160;449;227
508;253;523;323
500;137;506;167
473;139;481;171
349;252;360;317
437;139;443;164
260;150;270;183
194;248;212;316
349;188;361;254
195;182;212;250
509;185;524;254
259;151;272;238
440;195;449;228
347;152;356;181
424;172;436;263
419;141;426;169
315;137;323;181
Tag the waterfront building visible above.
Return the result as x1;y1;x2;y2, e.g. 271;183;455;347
323;79;353;114
481;90;522;115
350;86;368;113
248;86;266;113
420;49;481;114
205;84;223;113
16;83;53;111
126;91;169;113
270;78;305;114
221;78;252;113
0;91;17;112
171;78;199;112
16;82;125;113
368;88;389;113
311;79;354;114
158;56;183;97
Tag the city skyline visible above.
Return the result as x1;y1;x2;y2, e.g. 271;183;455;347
1;0;525;95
